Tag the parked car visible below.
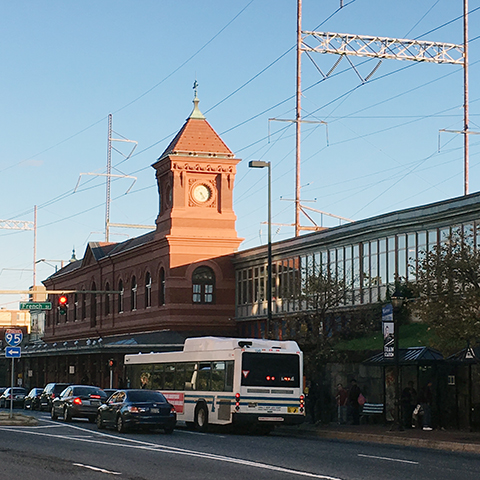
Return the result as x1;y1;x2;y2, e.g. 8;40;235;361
96;389;176;434
51;385;108;422
23;388;44;410
39;383;71;411
0;387;27;408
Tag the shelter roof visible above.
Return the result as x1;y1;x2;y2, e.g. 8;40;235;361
364;346;444;365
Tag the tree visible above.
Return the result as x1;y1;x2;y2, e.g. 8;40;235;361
411;229;480;354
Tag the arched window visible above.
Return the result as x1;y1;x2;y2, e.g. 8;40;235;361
131;276;137;311
118;279;124;313
91;282;97;327
105;282;111;316
74;293;78;321
192;266;215;304
159;268;165;306
145;272;152;308
82;290;86;320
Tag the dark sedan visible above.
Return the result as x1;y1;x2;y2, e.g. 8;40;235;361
23;388;44;410
0;388;26;408
96;389;176;434
51;385;108;422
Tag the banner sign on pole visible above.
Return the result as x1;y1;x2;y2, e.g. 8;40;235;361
382;304;395;359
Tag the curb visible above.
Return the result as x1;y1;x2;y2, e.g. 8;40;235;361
276;427;480;454
0;413;39;426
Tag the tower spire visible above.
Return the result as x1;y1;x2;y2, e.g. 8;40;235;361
189;80;205;120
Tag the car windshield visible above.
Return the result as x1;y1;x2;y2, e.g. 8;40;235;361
73;387;106;397
127;390;167;403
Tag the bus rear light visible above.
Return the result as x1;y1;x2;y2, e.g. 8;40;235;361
235;392;240;411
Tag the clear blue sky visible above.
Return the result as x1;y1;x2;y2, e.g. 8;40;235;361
1;1;478;308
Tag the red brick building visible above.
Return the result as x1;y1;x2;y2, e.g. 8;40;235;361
43;95;243;342
10;95;244;389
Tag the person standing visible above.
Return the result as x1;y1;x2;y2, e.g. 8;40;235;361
401;381;417;429
336;383;348;424
347;379;362;425
419;381;433;430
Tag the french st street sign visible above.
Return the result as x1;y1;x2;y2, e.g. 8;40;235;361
5;346;21;358
19;301;52;310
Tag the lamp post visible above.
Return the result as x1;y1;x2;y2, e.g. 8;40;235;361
249;160;272;338
391;289;404;430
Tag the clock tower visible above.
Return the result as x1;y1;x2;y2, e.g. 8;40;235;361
152;91;243;267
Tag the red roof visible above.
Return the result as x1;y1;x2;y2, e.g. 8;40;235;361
160;117;234;158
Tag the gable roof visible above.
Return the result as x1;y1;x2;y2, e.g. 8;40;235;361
364;347;444;365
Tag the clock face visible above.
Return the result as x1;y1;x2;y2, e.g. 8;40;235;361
193;184;211;203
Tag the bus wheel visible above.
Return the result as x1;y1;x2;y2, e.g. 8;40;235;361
194;403;209;433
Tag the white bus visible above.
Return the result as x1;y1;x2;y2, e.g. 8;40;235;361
124;336;305;432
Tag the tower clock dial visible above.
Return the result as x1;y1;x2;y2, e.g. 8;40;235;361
193;184;211;203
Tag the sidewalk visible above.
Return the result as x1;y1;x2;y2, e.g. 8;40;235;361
277;422;480;454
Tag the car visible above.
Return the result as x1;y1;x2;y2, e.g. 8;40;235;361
0;387;27;408
23;388;44;410
39;383;71;411
51;385;108;422
96;389;176;434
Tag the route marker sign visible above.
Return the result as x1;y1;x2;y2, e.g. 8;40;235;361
19;302;52;310
5;328;23;347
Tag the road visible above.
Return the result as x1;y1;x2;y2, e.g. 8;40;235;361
0;410;479;480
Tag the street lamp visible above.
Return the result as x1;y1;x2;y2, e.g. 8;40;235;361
249;160;272;338
391;288;404;430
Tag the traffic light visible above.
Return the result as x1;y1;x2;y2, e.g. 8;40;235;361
108;358;116;369
58;295;68;315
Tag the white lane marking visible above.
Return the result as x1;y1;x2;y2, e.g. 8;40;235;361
0;423;344;480
73;463;121;475
358;454;419;465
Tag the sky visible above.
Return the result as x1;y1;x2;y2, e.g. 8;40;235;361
1;0;479;308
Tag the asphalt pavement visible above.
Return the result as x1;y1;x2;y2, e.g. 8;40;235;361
1;411;480;454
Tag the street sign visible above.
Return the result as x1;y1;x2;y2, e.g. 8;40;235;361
19;302;52;310
5;329;23;347
5;346;21;358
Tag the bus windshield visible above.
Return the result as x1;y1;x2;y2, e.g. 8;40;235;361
241;352;300;388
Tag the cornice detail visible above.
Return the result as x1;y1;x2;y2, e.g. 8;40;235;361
173;162;234;173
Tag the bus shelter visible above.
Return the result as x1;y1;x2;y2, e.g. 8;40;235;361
447;345;480;430
364;347;445;425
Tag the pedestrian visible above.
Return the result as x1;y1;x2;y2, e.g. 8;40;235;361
347;378;362;425
418;381;433;430
336;383;348;424
401;381;417;429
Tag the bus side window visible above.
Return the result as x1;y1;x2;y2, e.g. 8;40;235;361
184;363;195;390
225;361;234;392
175;364;185;390
164;364;175;390
196;362;211;391
211;362;225;391
151;365;164;390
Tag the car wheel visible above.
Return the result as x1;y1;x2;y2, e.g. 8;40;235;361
51;407;58;420
116;415;127;433
96;413;105;429
164;426;174;434
63;407;72;422
194;403;209;433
